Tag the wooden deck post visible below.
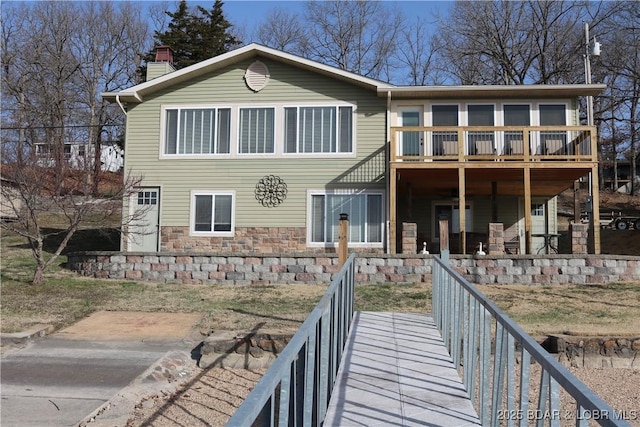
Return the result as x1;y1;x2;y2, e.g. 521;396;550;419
591;165;601;254
439;219;450;263
338;213;349;267
524;166;532;254
458;167;466;254
389;167;397;254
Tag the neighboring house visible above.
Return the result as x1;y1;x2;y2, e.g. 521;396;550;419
102;44;604;255
0;173;22;221
35;142;124;172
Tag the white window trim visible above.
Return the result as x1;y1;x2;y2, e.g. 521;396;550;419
160;104;234;159
189;190;235;237
281;103;357;157
306;188;385;248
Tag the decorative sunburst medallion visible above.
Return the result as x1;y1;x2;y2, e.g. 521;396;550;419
255;175;287;207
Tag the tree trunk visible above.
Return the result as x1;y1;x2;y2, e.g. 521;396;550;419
32;264;45;286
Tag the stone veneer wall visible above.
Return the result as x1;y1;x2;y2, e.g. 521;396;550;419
160;226;385;254
67;253;640;286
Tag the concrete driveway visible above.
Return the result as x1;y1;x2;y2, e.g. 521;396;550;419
1;311;203;427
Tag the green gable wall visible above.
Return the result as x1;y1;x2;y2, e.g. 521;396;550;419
123;58;387;228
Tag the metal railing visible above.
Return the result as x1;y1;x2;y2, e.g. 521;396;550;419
226;253;356;427
432;255;631;427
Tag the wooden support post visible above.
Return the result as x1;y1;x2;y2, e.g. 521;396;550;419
524;166;532;254
338;213;349;267
389;167;397;254
491;181;498;223
459;167;466;254
591;165;601;254
439;219;450;263
574;180;581;224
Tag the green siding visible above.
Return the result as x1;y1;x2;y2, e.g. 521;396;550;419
124;58;387;228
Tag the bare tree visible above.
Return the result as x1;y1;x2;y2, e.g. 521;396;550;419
434;1;600;85
301;0;403;82
255;7;306;52
394;16;443;85
597;1;640;194
1;1;149;284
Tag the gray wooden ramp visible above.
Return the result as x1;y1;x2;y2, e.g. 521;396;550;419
324;312;481;427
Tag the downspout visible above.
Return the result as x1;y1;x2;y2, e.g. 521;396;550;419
386;90;391;254
116;95;127;116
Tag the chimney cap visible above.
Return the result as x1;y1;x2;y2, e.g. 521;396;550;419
154;45;174;64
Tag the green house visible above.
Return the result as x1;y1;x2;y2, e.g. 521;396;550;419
103;44;604;255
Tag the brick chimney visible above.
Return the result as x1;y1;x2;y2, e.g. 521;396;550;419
146;45;176;81
154;45;174;64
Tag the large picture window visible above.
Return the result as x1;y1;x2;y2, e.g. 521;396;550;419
239;107;275;154
165;108;231;155
309;191;383;245
192;192;234;235
284;106;353;153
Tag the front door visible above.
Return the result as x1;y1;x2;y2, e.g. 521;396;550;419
518;198;551;254
399;108;423;159
130;188;160;252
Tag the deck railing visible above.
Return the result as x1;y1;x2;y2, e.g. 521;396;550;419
390;125;596;163
225;253;356;427
432;255;631;427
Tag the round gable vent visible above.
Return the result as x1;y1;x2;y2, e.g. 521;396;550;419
244;61;270;92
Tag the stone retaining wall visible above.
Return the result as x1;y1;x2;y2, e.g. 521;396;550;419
67;252;640;285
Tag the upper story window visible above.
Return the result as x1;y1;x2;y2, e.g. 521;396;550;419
539;104;566;126
239;107;275;154
432;105;458;126
284;106;353;153
504;104;530;126
165;108;231;155
468;105;494;126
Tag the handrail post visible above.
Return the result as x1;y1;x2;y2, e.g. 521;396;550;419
338;213;349;267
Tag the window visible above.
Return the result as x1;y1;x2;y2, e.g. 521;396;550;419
284;106;352;153
138;191;157;205
63;145;72;159
504;105;530;126
531;204;544;216
239;107;275;154
432;105;458;156
165;107;231;155
539;104;567;155
467;105;494;155
504;105;530;155
539;104;566;126
309;191;383;245
192;192;234;235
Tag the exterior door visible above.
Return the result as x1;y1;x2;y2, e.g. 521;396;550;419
399;109;423;159
518;198;551;254
130;188;160;252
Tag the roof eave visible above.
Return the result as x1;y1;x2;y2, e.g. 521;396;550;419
379;84;607;99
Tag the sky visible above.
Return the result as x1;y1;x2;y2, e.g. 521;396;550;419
199;0;452;42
